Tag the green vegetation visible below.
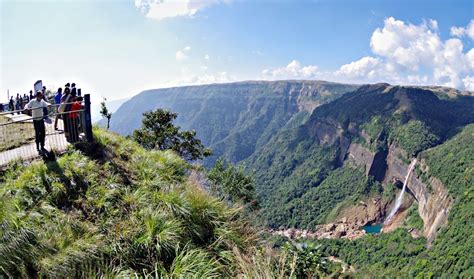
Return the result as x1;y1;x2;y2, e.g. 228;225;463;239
405;203;424;231
207;158;257;207
0;128;254;277
109;81;359;166
0;128;338;278
132;109;211;161
391;120;439;156
99;98;112;130
263;167;382;229
306;124;474;277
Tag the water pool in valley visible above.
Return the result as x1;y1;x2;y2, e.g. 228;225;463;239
362;223;382;234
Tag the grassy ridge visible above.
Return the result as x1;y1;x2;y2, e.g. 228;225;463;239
0;128;255;277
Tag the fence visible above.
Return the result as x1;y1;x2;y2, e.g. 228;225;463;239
0;94;93;167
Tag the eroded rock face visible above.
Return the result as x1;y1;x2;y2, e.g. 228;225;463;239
345;141;452;243
336;197;392;227
383;144;452;243
345;142;376;175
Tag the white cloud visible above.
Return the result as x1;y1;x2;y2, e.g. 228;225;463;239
175;46;191;61
370;17;442;71
451;26;466;37
135;0;229;21
462;76;474;91
204;54;210;60
262;17;474;90
168;71;235;86
262;60;319;79
175;51;187;61
450;20;474;39
428;19;438;30
336;56;381;79
337;17;474;89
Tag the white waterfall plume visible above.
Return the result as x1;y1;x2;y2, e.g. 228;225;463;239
385;158;417;224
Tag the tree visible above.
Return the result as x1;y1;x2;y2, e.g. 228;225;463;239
132;109;211;161
100;98;112;130
207;158;257;207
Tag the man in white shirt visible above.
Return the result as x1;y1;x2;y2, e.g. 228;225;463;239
25;91;51;152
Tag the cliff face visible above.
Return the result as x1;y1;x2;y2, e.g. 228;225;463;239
347;140;453;242
110;81;359;166
383;144;452;243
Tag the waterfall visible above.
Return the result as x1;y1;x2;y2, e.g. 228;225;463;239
385;158;417;224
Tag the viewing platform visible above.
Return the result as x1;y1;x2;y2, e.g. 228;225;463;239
0;94;93;168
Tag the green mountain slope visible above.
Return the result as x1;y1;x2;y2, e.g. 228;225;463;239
316;123;474;277
246;83;474;229
109;80;359;166
0;128;255;277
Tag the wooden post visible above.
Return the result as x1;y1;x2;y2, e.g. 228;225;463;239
84;94;94;142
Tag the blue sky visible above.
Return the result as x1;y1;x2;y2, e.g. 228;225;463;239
1;0;473;102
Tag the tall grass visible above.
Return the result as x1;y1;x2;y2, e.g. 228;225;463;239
0;128;256;277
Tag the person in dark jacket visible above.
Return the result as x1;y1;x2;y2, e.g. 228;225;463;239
8;97;14;113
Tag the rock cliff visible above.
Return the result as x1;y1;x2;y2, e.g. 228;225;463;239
346;139;452;242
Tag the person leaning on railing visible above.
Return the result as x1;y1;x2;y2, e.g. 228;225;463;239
24;91;52;153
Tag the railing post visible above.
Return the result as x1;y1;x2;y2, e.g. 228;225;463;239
84;94;94;143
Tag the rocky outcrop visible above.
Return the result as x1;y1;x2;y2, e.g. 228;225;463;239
272;222;366;241
345;143;375;175
344;140;452;243
271;197;391;241
335;197;392;227
383;144;452;243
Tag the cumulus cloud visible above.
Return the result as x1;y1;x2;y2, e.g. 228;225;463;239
336;56;381;79
336;17;474;89
176;46;191;61
462;76;474;91
135;0;229;21
450;20;474;39
262;17;473;90
262;60;319;79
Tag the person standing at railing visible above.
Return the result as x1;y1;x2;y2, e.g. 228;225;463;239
15;94;21;114
68;95;82;143
42;86;52;123
60;87;73;142
54;87;63;130
71;83;77;96
24;91;52;153
9;97;14;113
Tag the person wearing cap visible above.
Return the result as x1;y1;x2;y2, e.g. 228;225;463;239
24;91;51;153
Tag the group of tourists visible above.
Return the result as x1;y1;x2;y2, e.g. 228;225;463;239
21;82;85;153
7;90;39;114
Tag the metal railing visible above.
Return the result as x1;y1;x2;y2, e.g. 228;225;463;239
0;94;93;166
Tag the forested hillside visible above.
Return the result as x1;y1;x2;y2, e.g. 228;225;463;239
109;80;359;166
247;83;474;229
313;124;474;277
